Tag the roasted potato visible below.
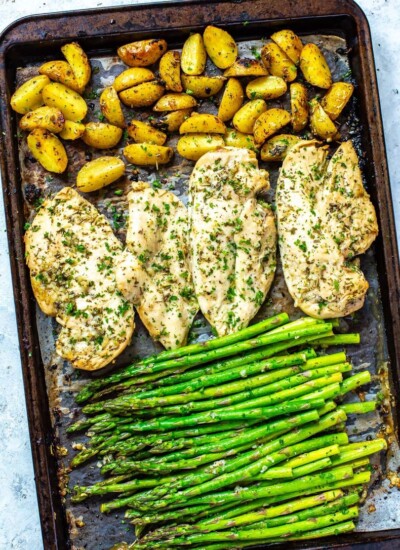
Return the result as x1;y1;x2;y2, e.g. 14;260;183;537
181;75;225;99
223;58;268;77
42;82;88;122
179;113;226;134
232;99;267;134
218;78;244;122
181;33;207;75
39;60;82;93
261;43;297;82
117;39;167;67
27;128;68;173
100;86;125;128
10;75;50;114
309;99;339;142
159;50;182;92
260;134;301;161
19;106;65;133
300;43;332;89
246;76;287;100
203;25;237;69
113;68;155;92
82;122;123;149
77;157;126;193
127;120;167;145
321;82;354;120
153;109;193;132
153;93;197;112
224;129;257;151
253;108;291;144
124;143;173;166
290;82;308;132
59;120;85;140
61;42;91;90
270;30;303;65
177;133;225;161
119;81;165;108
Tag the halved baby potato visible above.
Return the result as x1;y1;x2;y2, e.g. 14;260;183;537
270;30;303;65
42;82;88;122
82;122;123;149
153;109;193;132
77;156;126;193
260;134;301;161
321;82;354;120
300;43;332;89
61;42;91;90
39;60;82;93
27;128;68;173
181;75;225;98
159;50;182;92
117;39;167;67
10;75;50;114
224;129;257;151
19;106;65;133
128;120;167;145
153;93;197;112
246;76;287;100
181;33;207;76
261;43;297;82
309;99;339;142
177;133;225;161
119;81;165;108
59;120;85;140
253;108;291;144
218;78;244;122
100;86;125;128
113;68;155;92
179;113;226;134
124;143;173;166
290;82;308;132
223;58;268;77
203;25;237;69
232;99;267;134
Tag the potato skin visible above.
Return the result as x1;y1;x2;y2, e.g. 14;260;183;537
19;106;65;133
203;25;237;69
59;120;85;140
261;43;297;82
232;99;267;134
159;50;182;92
117;39;167;67
77;156;125;192
181;33;207;76
224;129;257;151
309;99;338;142
124;143;173;165
42;82;88;122
270;30;303;65
153;109;193;132
246;76;287;100
321;82;354;120
39;60;82;93
61;42;91;90
300;43;332;89
253;108;291;144
260;134;301;161
223;58;268;77
177;133;225;161
100;86;125;128
10;75;50;114
119;81;165;108
218;78;244;122
181;75;225;98
153;93;197;112
127;120;167;145
27;128;68;173
82;122;123;149
113;68;155;92
290;82;308;132
179;113;226;134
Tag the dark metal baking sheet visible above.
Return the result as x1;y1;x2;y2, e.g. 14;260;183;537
1;1;400;549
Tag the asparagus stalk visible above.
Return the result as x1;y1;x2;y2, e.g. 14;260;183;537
339;371;371;395
309;334;360;346
340;401;376;414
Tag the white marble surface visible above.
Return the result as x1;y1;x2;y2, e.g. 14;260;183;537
0;0;398;548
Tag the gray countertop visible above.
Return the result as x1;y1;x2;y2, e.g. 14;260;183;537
0;0;398;547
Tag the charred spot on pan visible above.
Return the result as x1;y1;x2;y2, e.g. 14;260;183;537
24;183;42;204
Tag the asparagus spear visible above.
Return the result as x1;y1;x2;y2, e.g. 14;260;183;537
340;401;376;414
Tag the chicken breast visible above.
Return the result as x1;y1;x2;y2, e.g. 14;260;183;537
116;182;198;349
276;139;378;318
188;147;277;336
24;187;135;371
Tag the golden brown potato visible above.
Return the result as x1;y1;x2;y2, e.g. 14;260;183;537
119;81;165;108
113;68;155;92
39;60;82;93
224;129;257;151
117;39;167;67
290;82;308;132
181;75;226;98
82;122;123;149
153;93;197;112
76;157;126;193
253;108;291;144
42;82;88;122
177;133;225;161
300;43;332;89
261;43;297;82
19;106;65;133
179;113;226;134
10;75;50;114
223;58;269;77
153;109;193;132
27;128;68;173
61;42;91;90
127;120;167;145
159;50;182;92
124;143;173;166
203;25;237;69
100;86;125;128
321;82;354;120
218;78;244;122
270;30;303;65
181;33;207;76
232;99;267;134
246;76;287;100
309;99;339;142
260;134;301;161
59;120;85;140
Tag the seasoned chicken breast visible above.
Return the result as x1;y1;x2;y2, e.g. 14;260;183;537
24;187;135;371
116;182;198;349
188;147;277;336
276;140;378;318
